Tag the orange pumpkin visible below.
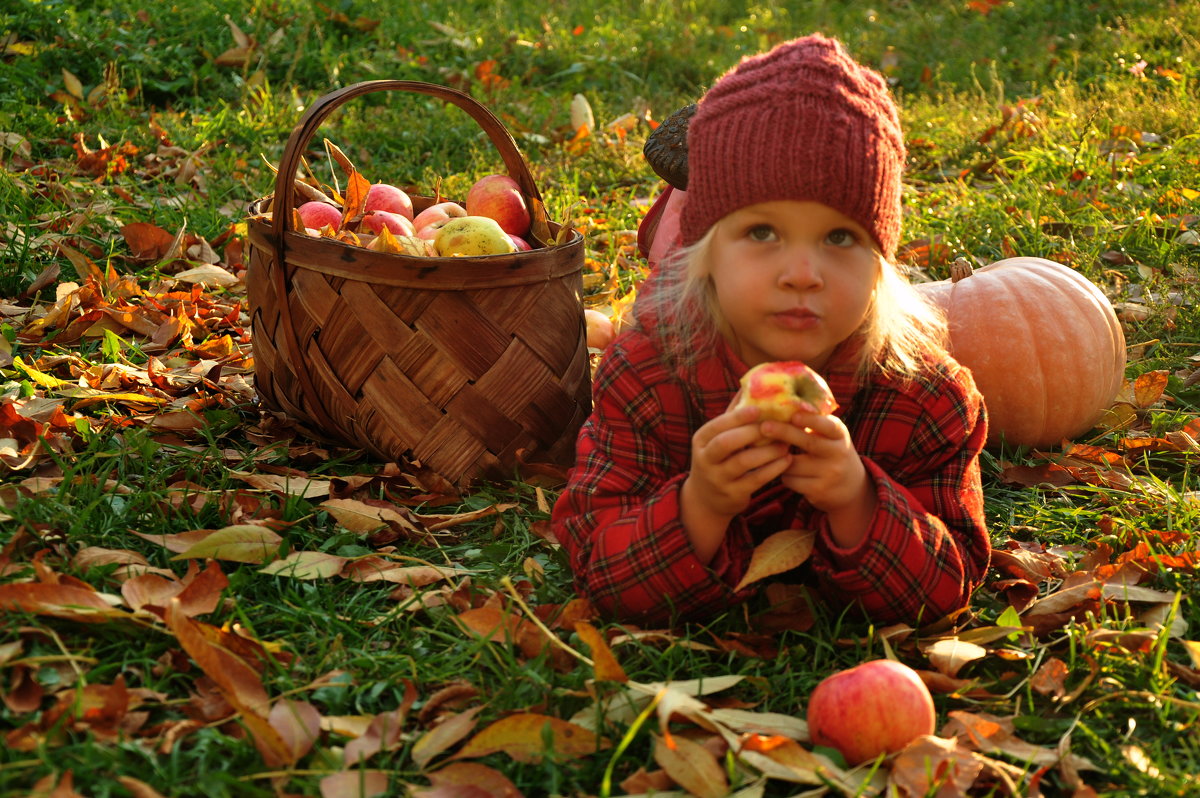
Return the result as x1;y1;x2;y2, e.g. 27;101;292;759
915;257;1126;449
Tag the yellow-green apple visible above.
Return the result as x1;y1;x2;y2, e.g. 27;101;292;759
732;361;837;421
297;201;342;232
413;201;467;234
364;183;414;220
362;210;416;237
466;174;530;236
584;309;614;350
806;659;936;765
434;216;518;257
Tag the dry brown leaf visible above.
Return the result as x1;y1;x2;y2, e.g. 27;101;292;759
168;525;284;564
411;706;483;769
733;529;816;592
420;761;523;798
0;582;126;623
888;734;985;797
653;733;728;798
1030;657;1070;699
453;713;607;763
319;770;390;798
269;699;323;763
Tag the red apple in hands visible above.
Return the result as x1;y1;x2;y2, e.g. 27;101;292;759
806;659;936;765
732;361;837;422
466;174;531;236
297;201;342;232
361;210;416;237
364;183;414;220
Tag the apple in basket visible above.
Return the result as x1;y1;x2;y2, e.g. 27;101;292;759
297;200;342;232
361;210;416;237
434;216;518;257
364;182;413;219
414;201;468;238
466;174;531;236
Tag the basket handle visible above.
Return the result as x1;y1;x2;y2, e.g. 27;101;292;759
270;80;550;251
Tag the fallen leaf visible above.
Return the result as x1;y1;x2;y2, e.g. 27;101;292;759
653;733;727;798
574;620;627;682
319;770;390;798
260;551;347;580
733;529;817;592
924;637;988;678
169;525;284;564
411;706;483;769
420;762;523;798
453;713;607;763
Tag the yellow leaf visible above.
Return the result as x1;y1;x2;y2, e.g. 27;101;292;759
62;68;84;100
924;637;988;678
733;529;816;592
170;524;284;564
574;620;627;683
260;551;347;580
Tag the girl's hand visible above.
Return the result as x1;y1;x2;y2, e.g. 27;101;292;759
680;404;791;562
760;411;877;548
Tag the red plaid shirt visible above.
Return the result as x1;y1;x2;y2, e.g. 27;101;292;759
552;296;990;626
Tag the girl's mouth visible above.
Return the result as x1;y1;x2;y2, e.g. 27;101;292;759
772;308;819;330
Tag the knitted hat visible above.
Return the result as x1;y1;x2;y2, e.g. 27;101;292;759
679;34;906;258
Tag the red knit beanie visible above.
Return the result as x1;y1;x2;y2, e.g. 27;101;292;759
679;34;906;258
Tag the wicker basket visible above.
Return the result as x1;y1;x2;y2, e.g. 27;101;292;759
245;80;591;488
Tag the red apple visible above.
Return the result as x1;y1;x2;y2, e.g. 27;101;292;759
584;309;614;350
364;183;414;220
297;201;342;232
732;361;837;422
361;210;416;237
412;201;467;232
509;234;532;252
466;174;531;237
806;659;936;765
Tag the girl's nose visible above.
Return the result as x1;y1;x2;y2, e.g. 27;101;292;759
777;248;823;289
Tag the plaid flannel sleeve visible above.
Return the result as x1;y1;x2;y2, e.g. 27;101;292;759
551;336;753;624
808;361;991;625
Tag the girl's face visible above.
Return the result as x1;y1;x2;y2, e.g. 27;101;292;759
707;200;881;371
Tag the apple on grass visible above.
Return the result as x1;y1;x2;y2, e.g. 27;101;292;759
364;183;413;220
466;174;531;237
296;201;342;233
361;210;416;237
434;216;518;257
732;361;838;421
806;659;936;765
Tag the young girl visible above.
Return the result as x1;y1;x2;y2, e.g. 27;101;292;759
552;34;991;626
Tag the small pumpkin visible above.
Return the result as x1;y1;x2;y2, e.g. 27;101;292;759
915;257;1126;449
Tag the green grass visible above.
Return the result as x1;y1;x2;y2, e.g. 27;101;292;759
4;0;1200;796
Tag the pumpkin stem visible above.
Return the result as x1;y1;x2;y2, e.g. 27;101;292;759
950;258;974;283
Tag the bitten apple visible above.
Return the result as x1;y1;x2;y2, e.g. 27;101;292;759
434;216;518;257
466;174;531;236
806;659;936;765
732;361;837;422
297;201;342;232
364;183;414;220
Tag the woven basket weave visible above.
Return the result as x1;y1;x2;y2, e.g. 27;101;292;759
245;80;591;488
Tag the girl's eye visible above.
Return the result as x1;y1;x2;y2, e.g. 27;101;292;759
826;228;858;247
746;224;777;242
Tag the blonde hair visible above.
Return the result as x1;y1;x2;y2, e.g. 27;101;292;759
645;228;949;382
